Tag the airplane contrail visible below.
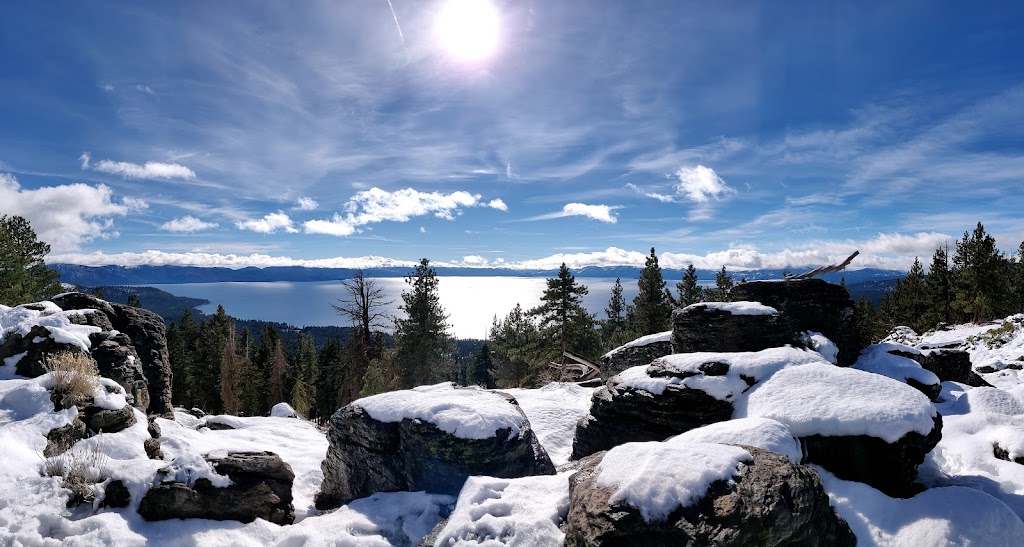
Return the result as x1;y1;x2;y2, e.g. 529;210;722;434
385;0;410;57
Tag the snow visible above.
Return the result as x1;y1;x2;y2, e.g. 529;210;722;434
602;330;672;357
735;363;937;443
853;343;940;390
667;417;803;463
800;331;839;364
162;452;233;488
270;402;297;417
354;382;526;440
435;473;571;546
500;383;594;466
0;302;101;351
684;300;778;316
617;346;828;401
594;441;751;522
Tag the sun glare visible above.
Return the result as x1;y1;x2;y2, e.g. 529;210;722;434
435;0;500;62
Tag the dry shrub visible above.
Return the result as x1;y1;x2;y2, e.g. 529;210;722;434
41;434;110;506
44;351;100;409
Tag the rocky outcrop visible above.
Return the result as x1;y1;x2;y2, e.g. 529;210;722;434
82;404;137;433
565;447;856;546
601;335;672;378
730;279;860;365
88;331;148;409
571;372;733;460
315;391;555;510
672;303;788;354
138;451;294;525
52;293;174;415
916;349;991;387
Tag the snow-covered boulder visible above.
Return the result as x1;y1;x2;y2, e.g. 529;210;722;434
314;383;555;510
571;347;828;459
565;443;855;546
736;363;942;497
671;301;788;355
667;417;803;463
854;343;942;401
730;278;861;365
918;348;990;387
601;331;672;378
138;450;295;525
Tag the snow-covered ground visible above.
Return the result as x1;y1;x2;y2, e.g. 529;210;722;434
5;300;1024;545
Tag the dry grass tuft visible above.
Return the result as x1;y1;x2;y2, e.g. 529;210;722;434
43;351;100;409
41;434;110;506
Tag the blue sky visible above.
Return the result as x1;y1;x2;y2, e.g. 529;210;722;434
2;0;1023;272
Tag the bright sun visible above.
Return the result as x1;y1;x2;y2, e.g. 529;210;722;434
435;0;500;62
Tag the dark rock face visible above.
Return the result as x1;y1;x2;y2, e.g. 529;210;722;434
801;415;942;498
45;417;88;457
571;373;734;460
88;331;148;410
138;451;295;524
51;293;174;415
993;443;1024;465
564;447;856;547
83;404;138;434
906;377;942;402
730;279;860;365
916;349;991;387
3;325;90;379
601;339;672;378
315;401;555;510
671;304;788;354
103;480;132;508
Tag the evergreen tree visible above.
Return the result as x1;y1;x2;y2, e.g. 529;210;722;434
1014;241;1024;314
632;248;673;335
490;304;543;387
704;266;734;302
167;310;199;408
601;278;634;351
219;320;242;414
393;259;455;388
359;357;392;397
268;338;289;407
314;337;345;420
676;264;702;307
0;215;61;306
923;244;953;327
127;293;142;308
290;332;318;417
241;324;278;415
952;222;1009;323
192;305;231;413
529;263;600;375
468;342;497;388
854;296;882;346
332;269;391;399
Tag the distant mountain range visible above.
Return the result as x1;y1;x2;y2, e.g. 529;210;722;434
51;263;905;287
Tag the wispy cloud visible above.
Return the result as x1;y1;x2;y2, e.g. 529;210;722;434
295;196;319;210
160;215;219;233
525;203;620;224
0;172;145;252
626;183;675;203
80;152;196;180
236;212;299;234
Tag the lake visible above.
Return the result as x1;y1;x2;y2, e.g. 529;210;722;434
151;277;710;339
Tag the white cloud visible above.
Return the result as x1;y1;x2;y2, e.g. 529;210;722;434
81;152;196;180
303;215;356;236
487;198;508;211
673;165;736;203
136;84;154;94
0;172;144;252
460;255;489;266
101;83;114;92
420;226;427;233
295;196;319;210
160;216;219;233
526;203;620;224
626;183;675;203
505;163;513;179
235;212;299;234
47;250;418;269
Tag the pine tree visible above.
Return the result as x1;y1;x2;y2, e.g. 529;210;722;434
314;337;345;419
192;305;231;413
952;222;1009;323
854;296;881;346
359;357;392;397
268;338;289;407
0;215;61;306
601;278;633;351
632;248;673;335
167;310;199;408
468;342;497;388
127;293;142;308
393;259;455;388
704;266;733;302
676;264;702;307
219;321;242;414
529;263;599;375
290;332;318;417
332;269;391;399
923;244;953;328
490;304;543;387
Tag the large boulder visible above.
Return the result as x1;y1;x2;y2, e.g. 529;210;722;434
315;383;555;510
572;347;828;460
601;332;672;378
564;444;855;546
736;363;942;497
671;301;788;354
730;279;860;365
916;349;991;387
138;451;294;524
52;293;174;415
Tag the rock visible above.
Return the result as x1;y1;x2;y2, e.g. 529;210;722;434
83;404;138;434
3;325;91;379
138;451;295;525
916;349;992;387
730;279;860;365
601;333;673;378
44;417;88;457
51;293;174;415
145;438;164;460
570;371;733;460
88;331;148;410
906;377;942;402
993;443;1024;465
564;446;856;546
103;480;132;508
315;386;555;510
672;303;788;354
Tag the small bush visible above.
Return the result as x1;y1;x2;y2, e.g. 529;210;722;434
41;435;110;506
43;351;100;409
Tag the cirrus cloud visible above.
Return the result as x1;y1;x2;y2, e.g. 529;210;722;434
525;203;620;224
80;152;196;180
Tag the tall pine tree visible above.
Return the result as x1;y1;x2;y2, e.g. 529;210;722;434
393;259;455;388
632;248;673;335
529;263;599;373
676;264;702;307
923;245;953;328
952;222;1008;323
490;304;543;387
0;215;61;306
